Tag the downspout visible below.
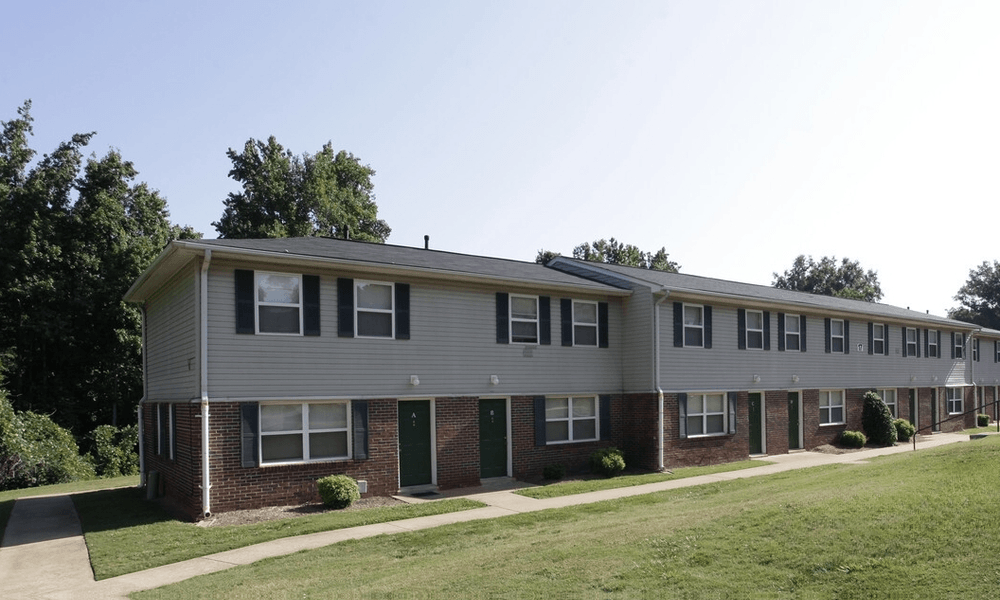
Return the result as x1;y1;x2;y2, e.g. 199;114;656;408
653;290;670;472
200;249;212;518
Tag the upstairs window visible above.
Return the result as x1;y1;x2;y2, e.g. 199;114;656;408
257;272;302;334
745;310;764;349
572;301;598;346
356;281;394;338
953;332;964;359
684;304;704;347
906;328;918;357
784;314;801;351
927;330;939;358
510;295;540;344
871;324;885;355
830;319;845;353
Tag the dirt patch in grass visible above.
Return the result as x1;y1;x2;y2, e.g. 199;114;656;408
197;496;405;527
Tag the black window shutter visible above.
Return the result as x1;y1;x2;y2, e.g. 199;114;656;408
303;275;320;336
824;318;831;353
352;401;369;460
235;269;255;334
763;311;770;351
600;394;612;440
936;331;941;359
728;391;737;435
678;393;688;439
924;329;929;358
240;402;259;468
976;339;981;362
704;306;713;349
598;302;609;348
560;299;573;346
902;327;908;358
915;328;920;358
800;315;807;352
496;293;509;344
534;396;546;446
673;302;683;347
844;320;850;354
737;309;747;350
995;340;998;363
170;405;177;459
337;278;354;338
539;296;551;345
951;332;956;359
868;323;874;355
778;313;786;352
395;283;410;340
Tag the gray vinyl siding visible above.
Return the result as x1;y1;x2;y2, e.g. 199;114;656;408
621;286;654;392
659;302;969;392
145;262;199;401
206;260;623;399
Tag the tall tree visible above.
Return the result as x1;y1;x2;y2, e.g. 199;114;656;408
772;255;883;302
535;238;680;272
214;136;390;242
0;101;199;431
949;261;1000;329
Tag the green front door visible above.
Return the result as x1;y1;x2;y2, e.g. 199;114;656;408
398;400;432;487
749;392;763;455
931;389;940;432
788;392;801;450
909;389;917;429
479;399;508;478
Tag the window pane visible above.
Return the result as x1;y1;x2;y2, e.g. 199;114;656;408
546;421;569;442
262;434;303;461
574;325;597;346
309;403;347;430
748;331;763;348
832;321;844;336
706;414;725;434
706;394;724;413
820;407;830;423
310;431;348;459
874;325;884;339
685;328;703;347
511;297;537;319
747;312;762;329
786;335;800;351
684;306;702;326
573;419;596;440
261;405;302;432
572;397;596;418
832;338;843;353
574;302;597;323
687;416;703;436
831;407;843;423
512;321;538;343
356;282;392;310
546;398;568;419
358;312;393;337
258;274;299;304
785;316;799;334
259;306;300;334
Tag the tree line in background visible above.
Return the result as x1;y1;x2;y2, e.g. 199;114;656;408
0;100;998;489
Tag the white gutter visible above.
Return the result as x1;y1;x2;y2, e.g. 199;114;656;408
653;290;670;472
200;249;212;517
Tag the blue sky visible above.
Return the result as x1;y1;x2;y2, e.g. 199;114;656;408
3;1;998;316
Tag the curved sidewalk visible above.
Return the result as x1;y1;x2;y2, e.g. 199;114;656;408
0;432;972;599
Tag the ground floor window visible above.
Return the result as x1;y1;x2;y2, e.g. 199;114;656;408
260;402;349;463
819;390;845;425
545;396;597;443
946;388;963;415
879;389;897;418
686;393;727;436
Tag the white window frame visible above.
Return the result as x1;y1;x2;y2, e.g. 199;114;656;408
872;324;885;355
830;319;845;353
510;294;539;344
946;388;963;415
927;330;938;358
879;388;897;419
255;271;303;336
954;333;964;359
259;401;351;465
355;280;395;339
906;328;918;357
683;304;704;348
784;314;801;351
746;310;764;350
819;390;845;425
572;300;598;347
544;396;599;444
687;392;728;437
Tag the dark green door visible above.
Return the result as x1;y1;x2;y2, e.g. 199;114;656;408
788;392;801;450
931;389;940;432
749;392;763;454
399;401;432;487
479;399;508;478
909;389;917;429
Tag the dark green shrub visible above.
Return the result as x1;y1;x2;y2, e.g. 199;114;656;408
88;424;139;478
542;464;565;480
317;474;360;508
977;414;989;427
590;447;625;478
840;430;867;448
893;418;915;442
861;391;897;446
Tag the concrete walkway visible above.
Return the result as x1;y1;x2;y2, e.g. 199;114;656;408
0;432;974;599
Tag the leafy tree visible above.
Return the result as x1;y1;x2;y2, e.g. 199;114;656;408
535;238;680;272
214;136;390;242
772;255;883;302
0;101;198;431
949;261;1000;329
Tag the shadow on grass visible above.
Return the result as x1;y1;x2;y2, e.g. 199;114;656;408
73;487;174;535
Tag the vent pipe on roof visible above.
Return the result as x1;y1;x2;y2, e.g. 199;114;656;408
424;235;429;250
344;225;350;240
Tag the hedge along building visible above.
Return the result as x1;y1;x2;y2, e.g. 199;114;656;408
127;237;988;520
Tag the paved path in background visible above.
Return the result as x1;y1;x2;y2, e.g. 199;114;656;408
0;432;974;599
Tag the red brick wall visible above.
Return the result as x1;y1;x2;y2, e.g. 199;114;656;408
618;393;658;471
764;390;790;455
434;397;480;490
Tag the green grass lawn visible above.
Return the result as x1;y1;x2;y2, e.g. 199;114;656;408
517;459;768;499
74;489;484;579
0;475;138;538
134;437;1000;599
